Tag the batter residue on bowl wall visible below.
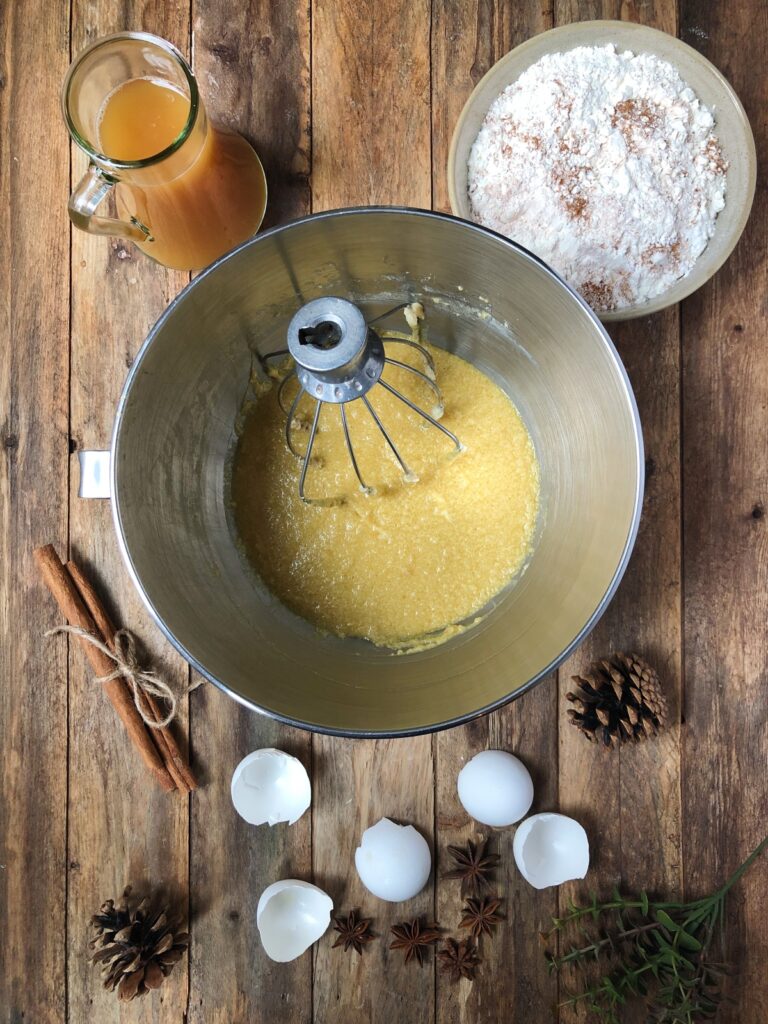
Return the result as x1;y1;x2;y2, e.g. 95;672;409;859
231;343;539;649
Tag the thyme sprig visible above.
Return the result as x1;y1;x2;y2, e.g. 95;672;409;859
544;835;768;1024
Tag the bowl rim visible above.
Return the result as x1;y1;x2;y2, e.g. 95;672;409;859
110;205;644;738
447;19;758;322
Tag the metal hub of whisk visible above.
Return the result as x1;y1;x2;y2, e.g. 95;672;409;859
262;298;462;502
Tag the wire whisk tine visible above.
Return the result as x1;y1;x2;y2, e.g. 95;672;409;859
278;368;298;416
366;302;410;326
362;395;417;483
298;401;323;502
340;405;372;495
285;388;304;459
378;379;462;452
380;336;436;376
257;347;290;378
383;357;444;415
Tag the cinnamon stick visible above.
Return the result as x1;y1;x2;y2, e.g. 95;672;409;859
65;558;188;791
140;696;191;792
66;559;197;794
34;544;175;793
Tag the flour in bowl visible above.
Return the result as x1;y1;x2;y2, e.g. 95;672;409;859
468;45;727;312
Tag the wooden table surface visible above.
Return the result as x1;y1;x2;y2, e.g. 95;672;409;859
2;0;766;1021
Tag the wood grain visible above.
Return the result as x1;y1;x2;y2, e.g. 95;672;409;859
435;712;559;1023
312;740;436;1024
187;2;313;1022
33;544;175;792
680;2;768;1021
431;0;554;213
430;5;560;1022
311;0;432;210
2;0;768;1021
66;3;192;1022
0;2;70;1021
192;0;311;229
551;4;682;1023
65;556;197;794
310;2;435;1022
189;689;313;1024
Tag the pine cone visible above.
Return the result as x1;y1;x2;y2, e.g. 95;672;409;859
566;652;667;748
89;886;189;1001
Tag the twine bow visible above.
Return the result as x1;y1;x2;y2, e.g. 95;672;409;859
45;625;179;728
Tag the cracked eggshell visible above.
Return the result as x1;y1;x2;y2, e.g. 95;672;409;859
354;817;432;902
513;812;590;889
257;880;333;962
457;749;534;826
231;748;311;826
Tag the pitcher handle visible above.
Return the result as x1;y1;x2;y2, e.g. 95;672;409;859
69;163;153;243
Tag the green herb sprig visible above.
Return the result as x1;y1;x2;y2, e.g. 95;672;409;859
543;835;768;1024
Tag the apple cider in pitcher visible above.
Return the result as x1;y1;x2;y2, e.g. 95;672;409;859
63;33;267;271
98;78;267;270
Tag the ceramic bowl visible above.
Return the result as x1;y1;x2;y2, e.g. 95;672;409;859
447;20;757;321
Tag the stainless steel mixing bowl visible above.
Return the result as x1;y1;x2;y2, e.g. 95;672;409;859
109;207;643;736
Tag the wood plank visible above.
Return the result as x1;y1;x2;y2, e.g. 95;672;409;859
550;4;683;1022
311;0;432;210
310;2;434;1022
680;2;768;1021
0;2;71;1021
189;691;313;1024
556;306;683;1024
313;740;436;1022
187;2;313;1022
192;0;311;229
556;0;674;21
66;4;192;1022
430;5;560;1023
435;711;559;1023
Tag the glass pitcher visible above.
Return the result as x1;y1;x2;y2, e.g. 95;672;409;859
62;32;267;271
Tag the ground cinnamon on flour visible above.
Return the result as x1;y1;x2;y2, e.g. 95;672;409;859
468;45;727;312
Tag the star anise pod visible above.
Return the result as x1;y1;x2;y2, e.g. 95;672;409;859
332;908;375;954
437;938;481;982
389;917;442;966
459;895;505;940
443;837;499;894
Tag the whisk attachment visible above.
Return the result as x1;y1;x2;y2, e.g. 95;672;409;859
263;298;462;502
287;297;385;405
